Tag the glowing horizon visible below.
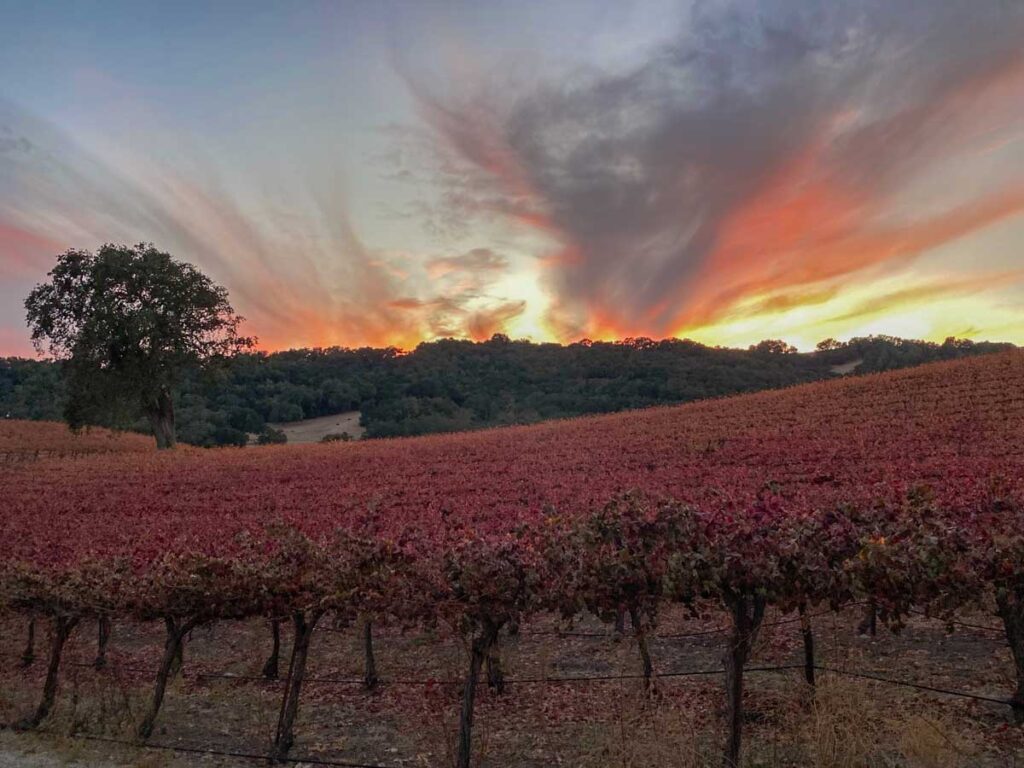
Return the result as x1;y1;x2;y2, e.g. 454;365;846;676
1;1;1023;357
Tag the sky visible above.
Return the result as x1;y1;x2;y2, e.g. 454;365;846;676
1;0;1023;356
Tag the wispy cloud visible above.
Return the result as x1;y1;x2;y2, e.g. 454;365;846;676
3;2;1023;354
0;103;530;351
427;247;508;279
400;0;1024;341
467;299;527;340
827;271;1024;325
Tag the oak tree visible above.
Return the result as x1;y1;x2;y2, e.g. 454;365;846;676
25;243;253;448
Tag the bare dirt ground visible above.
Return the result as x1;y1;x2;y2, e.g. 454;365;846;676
2;603;1023;767
829;359;864;376
267;411;365;444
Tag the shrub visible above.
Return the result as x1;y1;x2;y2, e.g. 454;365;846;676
256;427;287;445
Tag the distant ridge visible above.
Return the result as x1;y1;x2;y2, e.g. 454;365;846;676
1;334;1014;447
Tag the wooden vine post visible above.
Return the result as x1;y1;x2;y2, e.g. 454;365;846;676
799;603;815;688
94;616;112;670
857;602;878;636
997;589;1024;725
484;632;505;695
722;594;766;768
628;606;656;696
362;617;379;691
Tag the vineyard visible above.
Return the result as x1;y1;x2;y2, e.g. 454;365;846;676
3;351;1024;766
0;421;154;462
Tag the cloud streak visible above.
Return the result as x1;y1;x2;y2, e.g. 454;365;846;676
828;271;1024;325
3;2;1023;354
0;103;529;352
403;0;1024;341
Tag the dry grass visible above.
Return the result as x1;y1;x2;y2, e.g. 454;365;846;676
577;686;716;767
0;676;1002;767
266;411;365;444
1;609;1022;767
802;677;886;768
897;714;975;768
533;676;985;768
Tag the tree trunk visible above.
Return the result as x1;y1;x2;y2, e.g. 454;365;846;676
485;632;505;695
997;590;1024;725
613;607;626;642
18;615;79;729
799;603;815;688
857;602;877;637
138;616;196;739
457;623;498;768
363;618;378;691
20;617;36;668
722;595;766;768
629;606;656;696
271;610;322;762
147;388;176;450
169;617;186;676
94;616;112;670
262;619;282;680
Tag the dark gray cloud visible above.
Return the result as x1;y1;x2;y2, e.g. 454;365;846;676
428;247;508;277
403;0;1024;338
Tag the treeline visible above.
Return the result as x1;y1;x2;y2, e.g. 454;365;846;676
0;334;1013;446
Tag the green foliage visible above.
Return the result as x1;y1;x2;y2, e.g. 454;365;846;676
257;426;288;445
0;357;64;420
2;333;1012;446
816;337;843;351
23;243;254;447
749;338;798;355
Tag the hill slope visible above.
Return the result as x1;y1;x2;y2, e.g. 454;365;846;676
1;333;1012;446
0;420;153;459
4;351;1022;566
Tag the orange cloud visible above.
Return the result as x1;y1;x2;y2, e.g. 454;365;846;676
6;5;1024;355
467;300;527;340
672;141;1024;332
405;4;1024;348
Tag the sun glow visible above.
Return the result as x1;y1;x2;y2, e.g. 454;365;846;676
679;271;1024;350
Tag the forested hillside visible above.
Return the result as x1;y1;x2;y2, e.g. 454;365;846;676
0;334;1012;446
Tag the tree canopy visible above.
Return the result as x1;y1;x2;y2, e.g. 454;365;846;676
24;243;254;448
3;332;1012;447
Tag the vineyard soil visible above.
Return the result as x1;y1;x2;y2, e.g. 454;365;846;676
1;604;1022;766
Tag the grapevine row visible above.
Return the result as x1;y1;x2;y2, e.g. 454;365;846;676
3;352;1024;766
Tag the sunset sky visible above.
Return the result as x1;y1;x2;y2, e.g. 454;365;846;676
1;0;1023;356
